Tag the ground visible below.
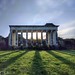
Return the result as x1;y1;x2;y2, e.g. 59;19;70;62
0;50;75;75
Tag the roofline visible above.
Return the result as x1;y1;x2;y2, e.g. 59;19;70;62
9;25;59;27
9;23;59;27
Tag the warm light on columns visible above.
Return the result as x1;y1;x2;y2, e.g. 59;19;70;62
22;32;46;40
43;32;46;39
33;32;36;39
28;32;31;39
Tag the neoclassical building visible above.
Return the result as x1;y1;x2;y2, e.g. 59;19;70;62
9;23;59;48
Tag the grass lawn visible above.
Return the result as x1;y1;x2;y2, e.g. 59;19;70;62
0;50;75;75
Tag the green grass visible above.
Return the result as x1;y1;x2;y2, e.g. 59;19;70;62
0;50;75;75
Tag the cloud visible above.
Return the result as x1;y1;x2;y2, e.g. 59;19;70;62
0;0;75;38
0;0;7;11
0;0;16;16
36;0;74;9
32;11;63;24
59;27;75;35
58;20;75;38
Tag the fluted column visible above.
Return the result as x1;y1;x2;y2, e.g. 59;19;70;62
48;30;53;46
26;31;28;47
41;31;43;46
9;29;12;46
48;31;50;46
53;30;58;46
21;31;23;45
56;31;58;45
46;30;48;46
36;31;38;41
31;31;33;46
50;30;53;46
16;30;18;46
36;31;38;40
36;31;38;45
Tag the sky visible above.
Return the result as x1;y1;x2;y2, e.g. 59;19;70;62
0;0;75;39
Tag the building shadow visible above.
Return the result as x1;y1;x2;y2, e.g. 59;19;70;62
0;51;28;71
0;51;19;58
30;50;48;75
46;51;75;70
57;50;75;56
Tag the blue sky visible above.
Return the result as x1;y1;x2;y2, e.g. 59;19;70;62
0;0;75;38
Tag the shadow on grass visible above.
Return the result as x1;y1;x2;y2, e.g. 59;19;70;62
30;50;48;75
0;51;28;71
47;51;75;70
57;50;75;56
0;51;19;58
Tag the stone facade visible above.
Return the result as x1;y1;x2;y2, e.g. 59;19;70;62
9;23;59;48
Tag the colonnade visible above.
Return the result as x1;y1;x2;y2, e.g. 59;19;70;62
9;30;58;47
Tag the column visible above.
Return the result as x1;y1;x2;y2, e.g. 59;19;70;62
31;31;33;46
16;30;18;46
53;30;58;46
36;31;38;40
50;30;53;46
36;31;38;45
41;31;43;46
46;30;48;46
9;29;12;46
12;30;16;46
26;31;28;47
56;30;58;45
48;30;53;46
21;31;23;46
48;31;50;46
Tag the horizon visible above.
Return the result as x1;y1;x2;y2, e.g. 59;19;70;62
0;0;75;39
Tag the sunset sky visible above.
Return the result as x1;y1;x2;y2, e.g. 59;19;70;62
0;0;75;39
